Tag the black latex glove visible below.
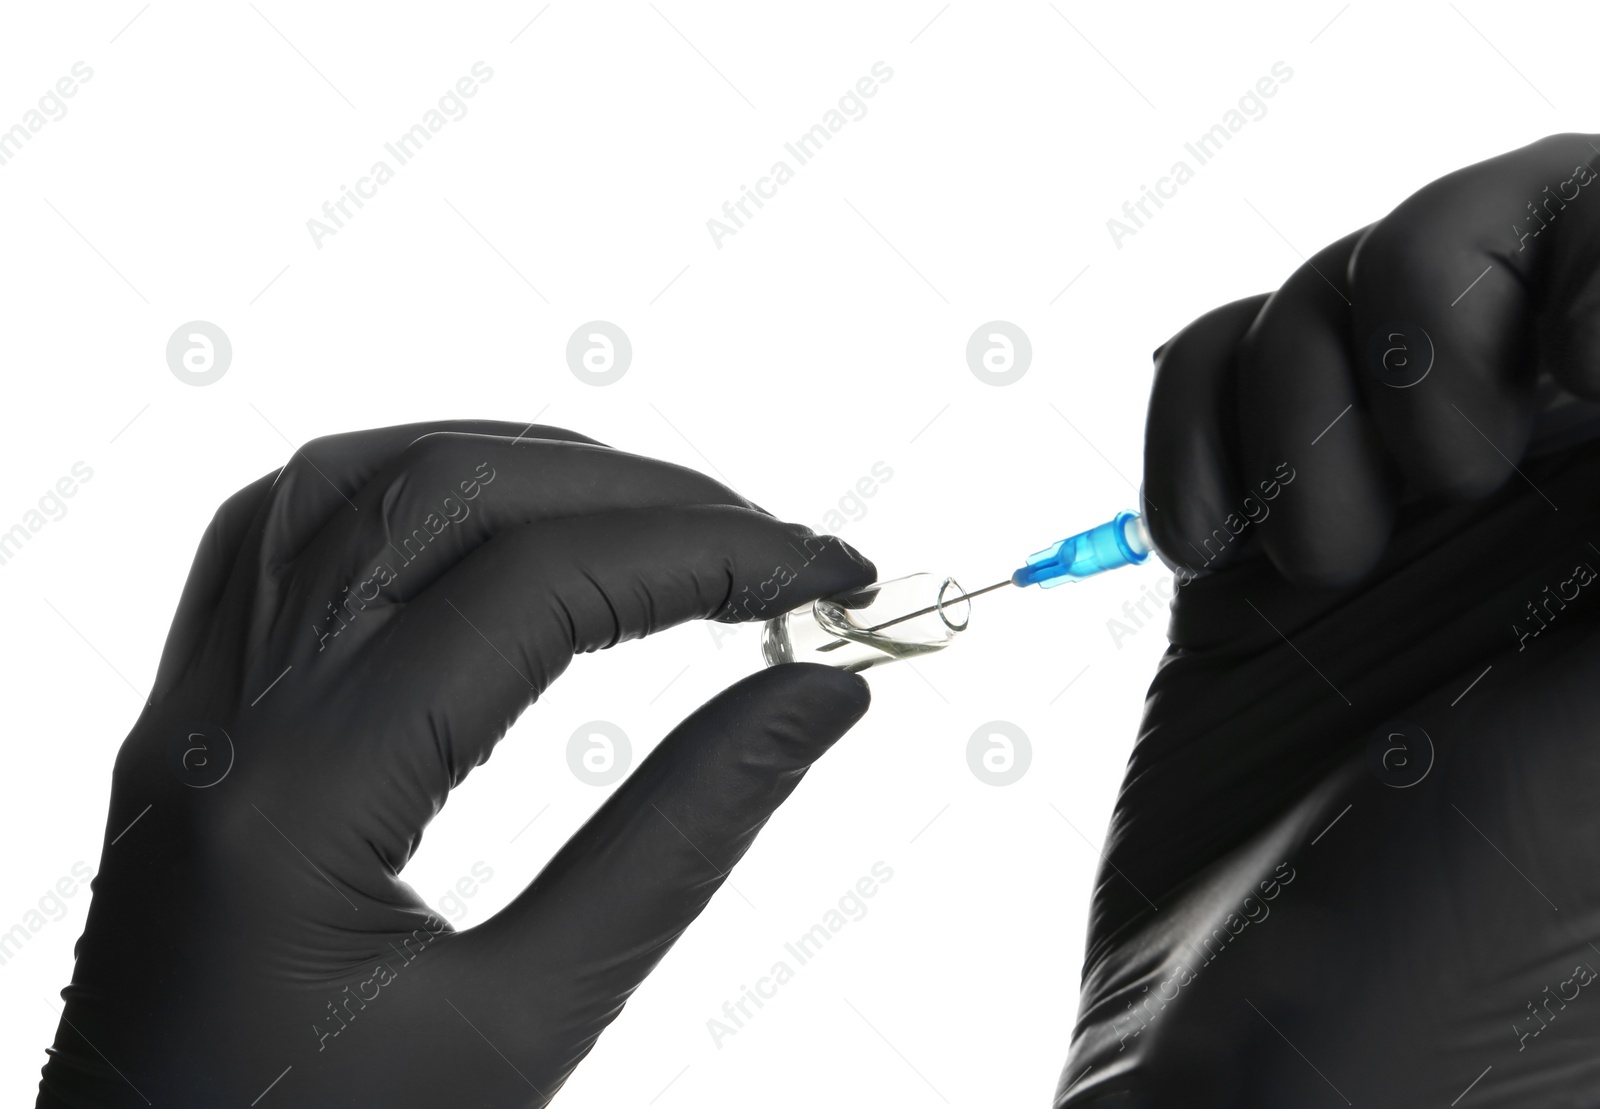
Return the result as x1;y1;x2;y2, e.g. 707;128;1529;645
1059;134;1600;1107
37;421;876;1109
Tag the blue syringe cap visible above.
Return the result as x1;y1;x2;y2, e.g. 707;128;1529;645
1011;511;1151;588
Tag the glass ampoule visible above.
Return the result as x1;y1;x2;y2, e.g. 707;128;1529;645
761;573;971;673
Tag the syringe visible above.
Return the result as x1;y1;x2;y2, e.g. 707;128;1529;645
761;512;1155;671
1008;509;1154;588
847;511;1154;636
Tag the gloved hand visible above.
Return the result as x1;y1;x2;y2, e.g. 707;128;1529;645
1059;134;1600;1107
1143;133;1600;588
37;421;876;1109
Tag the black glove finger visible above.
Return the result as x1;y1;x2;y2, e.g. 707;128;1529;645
444;664;870;1082
155;421;599;704
293;432;769;607
257;421;601;563
1142;293;1270;573
149;469;277;702
1350;133;1600;498
335;506;873;856
1237;228;1399;587
398;502;872;708
1532;143;1600;398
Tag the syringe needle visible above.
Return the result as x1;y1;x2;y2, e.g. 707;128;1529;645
812;578;1013;653
861;578;1012;633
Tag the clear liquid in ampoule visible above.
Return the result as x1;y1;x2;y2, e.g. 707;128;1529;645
760;573;971;673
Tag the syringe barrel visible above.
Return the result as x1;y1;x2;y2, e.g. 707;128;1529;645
1012;511;1151;588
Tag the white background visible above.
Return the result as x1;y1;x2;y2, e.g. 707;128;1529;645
0;2;1590;1105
